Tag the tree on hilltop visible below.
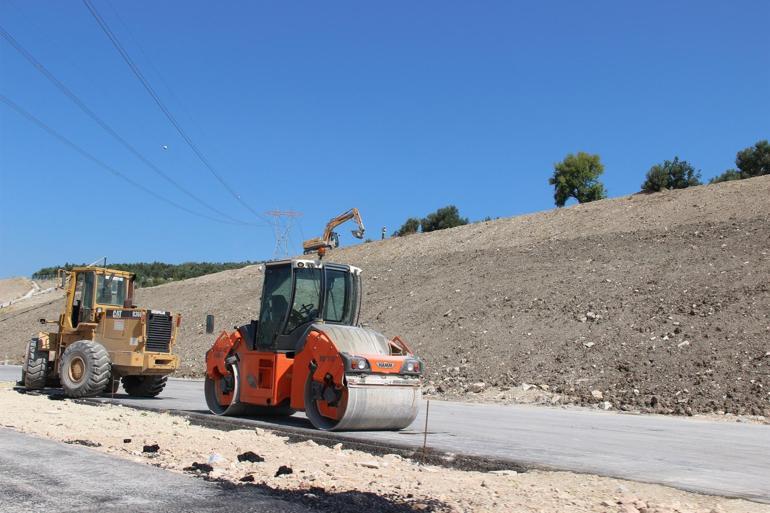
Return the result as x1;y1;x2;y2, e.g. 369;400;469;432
393;217;421;237
710;140;769;183
420;205;468;233
549;152;607;207
641;157;701;193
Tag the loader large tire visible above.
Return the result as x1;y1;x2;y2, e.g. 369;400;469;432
59;341;111;398
121;375;167;397
23;338;48;390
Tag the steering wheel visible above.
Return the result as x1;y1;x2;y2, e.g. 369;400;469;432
289;303;316;326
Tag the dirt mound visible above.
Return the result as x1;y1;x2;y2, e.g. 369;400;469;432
1;176;768;416
0;277;33;305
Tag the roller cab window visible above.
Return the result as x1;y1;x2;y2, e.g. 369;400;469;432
323;268;359;325
285;268;322;334
256;265;293;347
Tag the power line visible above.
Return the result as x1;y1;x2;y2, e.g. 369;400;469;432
105;0;209;148
0;23;257;227
82;0;267;223
0;94;244;225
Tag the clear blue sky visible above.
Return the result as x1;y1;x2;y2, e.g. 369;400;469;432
1;1;768;277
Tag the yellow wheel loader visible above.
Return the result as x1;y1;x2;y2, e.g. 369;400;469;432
20;267;180;398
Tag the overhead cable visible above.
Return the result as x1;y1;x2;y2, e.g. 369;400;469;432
0;23;257;227
82;0;267;223
0;94;246;225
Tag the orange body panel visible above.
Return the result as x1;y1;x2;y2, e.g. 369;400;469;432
238;352;294;407
291;330;343;411
206;330;238;378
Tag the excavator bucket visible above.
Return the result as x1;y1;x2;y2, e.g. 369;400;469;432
351;228;365;239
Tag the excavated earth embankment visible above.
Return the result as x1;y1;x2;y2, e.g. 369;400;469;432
1;176;768;416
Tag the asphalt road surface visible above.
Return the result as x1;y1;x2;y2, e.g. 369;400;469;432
0;428;310;513
2;365;769;503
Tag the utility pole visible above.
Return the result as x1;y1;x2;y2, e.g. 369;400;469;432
265;210;303;260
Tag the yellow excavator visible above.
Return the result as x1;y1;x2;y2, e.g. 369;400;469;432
302;208;365;257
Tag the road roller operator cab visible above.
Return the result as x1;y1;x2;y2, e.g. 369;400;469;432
204;259;424;431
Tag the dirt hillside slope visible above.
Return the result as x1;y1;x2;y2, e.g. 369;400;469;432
2;176;768;416
0;277;33;305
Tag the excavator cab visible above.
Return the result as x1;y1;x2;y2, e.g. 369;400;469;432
204;258;422;431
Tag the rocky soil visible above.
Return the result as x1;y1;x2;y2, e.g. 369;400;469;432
1;386;766;513
1;176;769;416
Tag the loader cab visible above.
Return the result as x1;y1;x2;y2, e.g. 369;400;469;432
64;267;135;329
252;260;362;351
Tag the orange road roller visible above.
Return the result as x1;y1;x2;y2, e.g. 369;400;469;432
204;259;423;431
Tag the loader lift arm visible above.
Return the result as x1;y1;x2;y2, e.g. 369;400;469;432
302;208;365;255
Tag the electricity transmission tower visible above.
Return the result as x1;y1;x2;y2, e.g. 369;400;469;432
265;210;303;260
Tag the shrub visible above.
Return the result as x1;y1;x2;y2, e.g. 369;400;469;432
709;169;742;184
641;157;701;193
393;217;421;237
420;206;468;233
736;140;770;178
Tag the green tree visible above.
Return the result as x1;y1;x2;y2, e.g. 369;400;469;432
393;217;421;236
549;152;607;207
709;169;742;184
420;206;468;233
708;140;769;184
31;261;257;287
736;140;770;178
641;157;701;193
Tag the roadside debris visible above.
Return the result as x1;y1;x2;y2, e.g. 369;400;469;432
184;462;213;474
237;451;264;463
64;439;101;447
275;465;293;477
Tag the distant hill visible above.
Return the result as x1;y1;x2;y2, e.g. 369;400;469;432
31;261;259;288
5;176;769;417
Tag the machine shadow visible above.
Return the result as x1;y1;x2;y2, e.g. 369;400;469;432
214;479;448;513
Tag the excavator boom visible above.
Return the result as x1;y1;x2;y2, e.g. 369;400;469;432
303;208;365;254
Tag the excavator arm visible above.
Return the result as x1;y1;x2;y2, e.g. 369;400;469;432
303;208;365;255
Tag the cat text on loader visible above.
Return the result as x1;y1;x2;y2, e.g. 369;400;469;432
21;267;180;398
204;259;423;431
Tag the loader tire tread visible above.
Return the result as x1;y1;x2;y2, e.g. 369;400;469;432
59;340;111;398
121;375;167;398
24;339;48;390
